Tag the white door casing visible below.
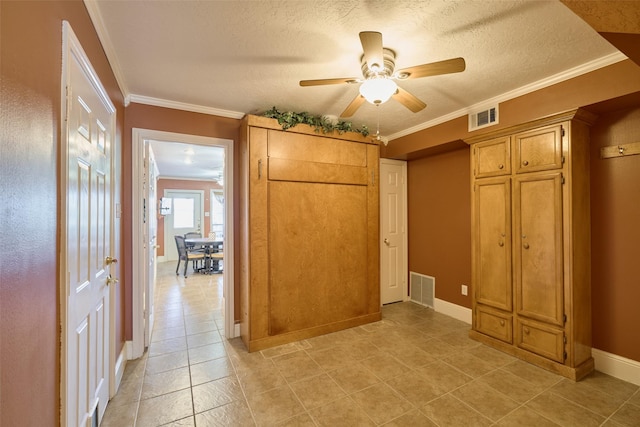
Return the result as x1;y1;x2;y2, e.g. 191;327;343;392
164;189;204;262
61;21;116;427
380;159;408;304
131;129;236;360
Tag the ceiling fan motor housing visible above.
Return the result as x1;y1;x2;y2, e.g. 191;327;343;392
361;48;396;78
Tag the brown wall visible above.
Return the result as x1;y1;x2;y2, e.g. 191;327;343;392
123;103;241;338
0;1;124;425
590;106;640;362
395;68;640;362
408;149;472;307
157;178;223;257
383;59;640;160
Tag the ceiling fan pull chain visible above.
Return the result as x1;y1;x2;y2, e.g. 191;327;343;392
376;104;381;140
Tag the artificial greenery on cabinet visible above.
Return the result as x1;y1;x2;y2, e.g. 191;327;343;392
263;107;369;137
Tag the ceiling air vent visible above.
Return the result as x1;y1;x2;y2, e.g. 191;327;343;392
469;105;498;131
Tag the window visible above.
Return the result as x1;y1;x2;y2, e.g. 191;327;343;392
173;197;194;228
211;190;224;238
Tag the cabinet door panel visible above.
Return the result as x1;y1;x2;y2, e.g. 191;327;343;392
267;181;369;335
474;136;511;178
475;177;512;311
476;306;512;343
514;124;563;173
513;172;564;326
516;318;565;363
268;130;367;166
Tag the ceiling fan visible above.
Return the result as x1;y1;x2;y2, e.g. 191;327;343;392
300;31;466;117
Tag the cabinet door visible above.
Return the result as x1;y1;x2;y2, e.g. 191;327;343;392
474;177;512;311
514;124;563;174
267;181;370;335
513;172;564;326
473;136;511;178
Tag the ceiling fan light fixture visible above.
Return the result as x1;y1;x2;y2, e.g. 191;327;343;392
359;77;397;105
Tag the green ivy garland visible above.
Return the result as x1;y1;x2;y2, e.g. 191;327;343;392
263;107;369;137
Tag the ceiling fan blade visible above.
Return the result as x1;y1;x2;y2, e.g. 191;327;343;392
359;31;384;72
396;57;466;79
392;86;426;113
340;95;366;117
300;77;359;87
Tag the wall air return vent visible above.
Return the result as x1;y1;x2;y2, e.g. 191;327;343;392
410;272;434;308
469;105;498;131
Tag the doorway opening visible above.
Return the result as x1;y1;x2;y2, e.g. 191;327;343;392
131;129;235;359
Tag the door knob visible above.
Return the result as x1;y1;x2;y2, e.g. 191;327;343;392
106;256;118;265
106;275;119;286
383;238;390;246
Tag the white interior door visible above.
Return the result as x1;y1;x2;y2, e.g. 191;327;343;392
164;190;204;261
380;159;408;304
145;145;158;347
63;22;115;427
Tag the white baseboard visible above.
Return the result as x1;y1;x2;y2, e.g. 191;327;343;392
157;255;166;262
113;347;126;395
125;340;135;360
592;348;640;386
434;298;472;324
430;300;640;386
234;323;241;338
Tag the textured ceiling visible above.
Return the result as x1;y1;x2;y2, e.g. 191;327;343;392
86;0;624;177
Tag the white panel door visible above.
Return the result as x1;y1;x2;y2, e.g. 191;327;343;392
380;159;407;304
64;23;115;427
145;145;158;347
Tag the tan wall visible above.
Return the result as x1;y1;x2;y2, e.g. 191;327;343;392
589;106;640;362
0;1;124;425
157;178;223;257
123;103;241;336
408;149;472;307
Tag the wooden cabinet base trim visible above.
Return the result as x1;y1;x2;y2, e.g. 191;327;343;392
469;330;594;381
245;311;381;353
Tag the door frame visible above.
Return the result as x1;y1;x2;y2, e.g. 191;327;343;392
59;21;118;426
131;129;235;358
380;158;409;303
162;189;206;262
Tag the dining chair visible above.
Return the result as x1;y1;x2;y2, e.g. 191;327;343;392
175;235;206;277
184;231;202;250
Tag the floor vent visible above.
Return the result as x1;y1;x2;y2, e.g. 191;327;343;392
469;105;498;131
410;272;435;308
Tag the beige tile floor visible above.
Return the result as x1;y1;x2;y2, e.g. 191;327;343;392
101;261;640;426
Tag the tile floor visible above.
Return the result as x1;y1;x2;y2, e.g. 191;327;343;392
101;261;640;426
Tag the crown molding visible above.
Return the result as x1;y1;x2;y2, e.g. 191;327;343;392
387;51;628;141
127;94;245;119
83;0;129;100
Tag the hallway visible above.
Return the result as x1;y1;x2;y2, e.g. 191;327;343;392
101;262;640;426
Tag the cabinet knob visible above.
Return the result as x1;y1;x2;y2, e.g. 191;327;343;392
498;164;504;169
523;243;530;249
523;160;529;166
500;319;505;326
524;327;530;335
498;241;504;247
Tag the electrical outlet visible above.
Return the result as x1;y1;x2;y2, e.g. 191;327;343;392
461;284;468;296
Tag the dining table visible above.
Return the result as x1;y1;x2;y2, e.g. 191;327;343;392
184;237;223;273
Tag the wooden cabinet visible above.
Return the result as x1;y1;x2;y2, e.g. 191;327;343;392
467;109;596;380
239;115;381;352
